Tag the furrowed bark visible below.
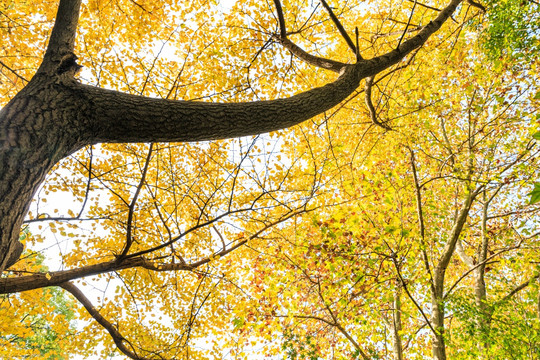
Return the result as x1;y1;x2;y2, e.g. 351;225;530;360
0;77;91;272
39;0;82;75
84;66;361;143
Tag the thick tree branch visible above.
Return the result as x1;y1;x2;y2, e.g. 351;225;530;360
467;0;486;12
84;0;462;144
0;256;198;294
82;67;360;143
434;189;477;292
60;281;151;360
0;0;463;275
273;37;347;73
273;0;287;38
40;0;82;73
367;0;462;73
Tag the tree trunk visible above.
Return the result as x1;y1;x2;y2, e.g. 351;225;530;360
392;286;404;360
431;279;447;360
0;75;90;271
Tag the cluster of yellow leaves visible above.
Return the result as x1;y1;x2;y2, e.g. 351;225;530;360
1;248;78;358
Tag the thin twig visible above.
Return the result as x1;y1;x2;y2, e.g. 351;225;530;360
119;143;154;259
406;0;441;11
398;0;418;48
0;59;29;83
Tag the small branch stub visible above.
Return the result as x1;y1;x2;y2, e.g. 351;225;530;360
57;52;82;76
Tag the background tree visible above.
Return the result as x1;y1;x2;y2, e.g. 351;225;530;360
223;13;540;360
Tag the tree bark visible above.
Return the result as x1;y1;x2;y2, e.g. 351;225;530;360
475;192;491;357
392;285;404;360
430;190;477;360
0;0;463;274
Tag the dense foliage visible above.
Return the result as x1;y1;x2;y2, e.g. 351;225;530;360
1;0;539;359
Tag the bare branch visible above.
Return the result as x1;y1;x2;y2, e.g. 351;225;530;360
315;277;370;360
392;256;437;335
409;149;435;291
406;0;441;12
497;273;540;304
467;0;486;12
271;0;347;73
371;24;423;41
398;0;418;48
444;242;523;299
274;36;347;73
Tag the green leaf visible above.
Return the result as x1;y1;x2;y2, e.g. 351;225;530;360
530;183;540;204
533;132;540;140
232;317;245;329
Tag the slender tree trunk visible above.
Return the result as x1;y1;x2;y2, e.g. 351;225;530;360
474;268;490;354
430;192;477;360
431;278;447;360
392;285;404;360
474;192;492;357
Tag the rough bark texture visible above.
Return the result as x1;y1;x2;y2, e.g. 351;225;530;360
0;0;463;277
0;75;91;271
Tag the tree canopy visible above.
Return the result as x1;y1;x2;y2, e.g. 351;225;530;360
0;0;539;359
